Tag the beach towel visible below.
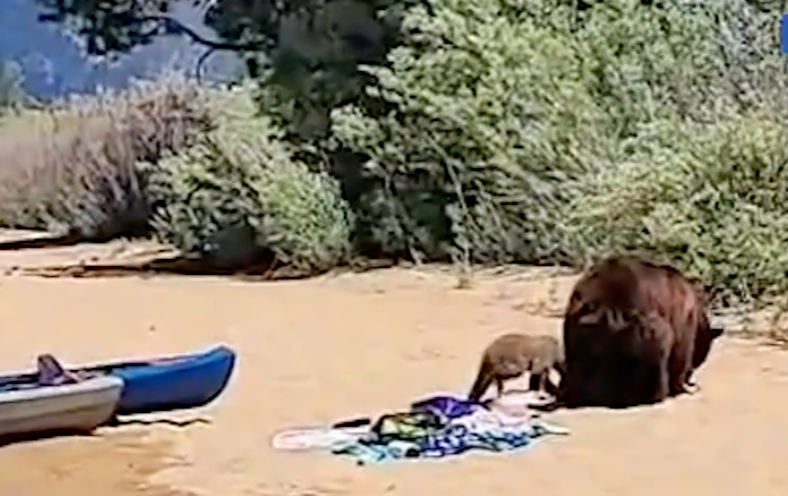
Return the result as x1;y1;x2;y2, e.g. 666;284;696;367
272;425;370;451
371;410;447;441
272;393;568;465
410;395;481;420
332;421;533;465
332;407;567;465
334;439;423;464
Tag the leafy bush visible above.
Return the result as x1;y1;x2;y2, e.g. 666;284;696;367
148;92;353;273
320;0;788;305
330;0;614;262
566;114;788;306
0;73;213;238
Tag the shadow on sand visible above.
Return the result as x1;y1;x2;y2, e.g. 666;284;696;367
16;253;399;281
0;415;211;448
105;416;212;428
0;229;402;281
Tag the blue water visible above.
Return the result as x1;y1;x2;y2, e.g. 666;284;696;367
783;15;788;55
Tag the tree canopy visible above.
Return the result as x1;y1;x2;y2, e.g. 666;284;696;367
33;0;433;138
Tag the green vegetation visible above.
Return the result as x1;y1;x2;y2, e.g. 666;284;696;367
147;88;353;272
0;73;212;238
0;57;28;113
1;0;787;307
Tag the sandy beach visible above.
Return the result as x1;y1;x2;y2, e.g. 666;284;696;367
0;237;787;496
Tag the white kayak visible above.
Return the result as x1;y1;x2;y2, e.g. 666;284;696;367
0;374;123;438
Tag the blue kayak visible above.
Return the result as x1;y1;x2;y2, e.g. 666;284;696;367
81;345;236;416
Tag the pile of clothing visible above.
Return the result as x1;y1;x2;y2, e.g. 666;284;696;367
272;394;569;465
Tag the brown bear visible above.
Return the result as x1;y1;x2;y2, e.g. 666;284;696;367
559;256;722;408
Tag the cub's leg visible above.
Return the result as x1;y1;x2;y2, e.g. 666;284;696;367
494;376;506;398
528;371;546;392
543;368;562;397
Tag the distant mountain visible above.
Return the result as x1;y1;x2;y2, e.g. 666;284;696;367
0;0;243;101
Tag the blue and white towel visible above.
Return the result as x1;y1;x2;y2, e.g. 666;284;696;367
272;394;569;465
332;408;568;465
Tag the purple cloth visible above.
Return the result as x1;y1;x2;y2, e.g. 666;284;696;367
37;354;76;386
410;395;480;420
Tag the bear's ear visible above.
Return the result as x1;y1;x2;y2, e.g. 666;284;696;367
710;326;724;339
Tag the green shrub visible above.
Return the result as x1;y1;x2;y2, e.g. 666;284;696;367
321;0;788;305
567;114;788;306
148;100;353;273
570;0;723;135
330;0;614;262
326;0;739;263
0;73;213;238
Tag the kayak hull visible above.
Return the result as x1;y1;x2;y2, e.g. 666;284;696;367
0;375;123;438
82;345;236;416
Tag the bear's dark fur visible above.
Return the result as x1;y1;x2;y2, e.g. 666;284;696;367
559;256;722;408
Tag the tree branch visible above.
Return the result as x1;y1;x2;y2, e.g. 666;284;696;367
134;15;270;52
195;46;217;84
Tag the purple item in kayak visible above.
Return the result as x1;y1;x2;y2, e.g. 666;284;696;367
37;354;78;386
410;395;480;420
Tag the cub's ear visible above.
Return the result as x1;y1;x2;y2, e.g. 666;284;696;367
710;326;724;339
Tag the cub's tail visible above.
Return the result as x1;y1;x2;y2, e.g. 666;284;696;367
468;358;494;402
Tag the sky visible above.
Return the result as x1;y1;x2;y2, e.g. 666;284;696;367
0;0;242;101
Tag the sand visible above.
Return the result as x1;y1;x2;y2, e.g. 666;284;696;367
0;239;786;496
